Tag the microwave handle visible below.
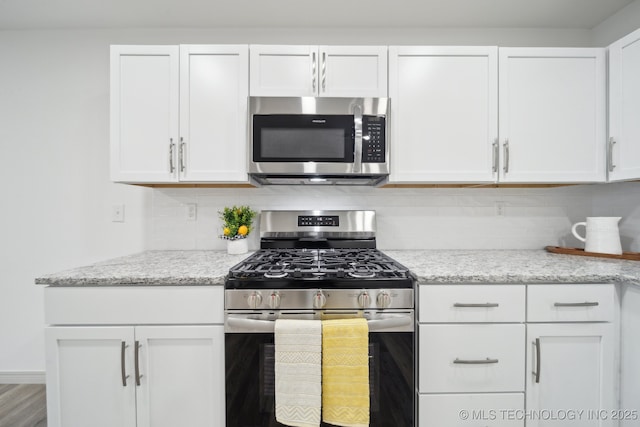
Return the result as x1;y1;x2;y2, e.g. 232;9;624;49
353;104;363;173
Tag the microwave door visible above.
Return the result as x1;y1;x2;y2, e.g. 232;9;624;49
252;114;355;164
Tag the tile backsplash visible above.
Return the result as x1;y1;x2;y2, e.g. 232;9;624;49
148;182;640;251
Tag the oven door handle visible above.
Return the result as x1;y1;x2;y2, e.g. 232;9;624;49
225;313;414;333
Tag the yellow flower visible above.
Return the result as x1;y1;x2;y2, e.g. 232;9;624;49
223;227;231;236
238;225;248;236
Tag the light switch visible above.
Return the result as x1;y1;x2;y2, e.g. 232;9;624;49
186;203;197;221
112;204;125;222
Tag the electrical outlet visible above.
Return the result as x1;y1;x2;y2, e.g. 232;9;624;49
186;203;197;221
495;201;506;216
112;204;125;222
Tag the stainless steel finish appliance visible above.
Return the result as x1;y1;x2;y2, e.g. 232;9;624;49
248;97;390;186
224;210;415;427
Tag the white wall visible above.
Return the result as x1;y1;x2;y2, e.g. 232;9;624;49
590;182;640;252
592;0;640;46
0;31;151;380
0;23;637;378
150;185;600;251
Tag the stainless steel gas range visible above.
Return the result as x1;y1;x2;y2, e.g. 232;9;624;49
224;210;415;427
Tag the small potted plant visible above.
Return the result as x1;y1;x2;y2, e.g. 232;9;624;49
219;205;257;255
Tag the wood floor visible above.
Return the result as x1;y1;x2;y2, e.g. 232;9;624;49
0;385;46;427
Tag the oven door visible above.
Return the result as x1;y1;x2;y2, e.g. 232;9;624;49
224;311;414;427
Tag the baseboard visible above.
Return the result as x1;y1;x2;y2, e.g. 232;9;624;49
0;371;46;384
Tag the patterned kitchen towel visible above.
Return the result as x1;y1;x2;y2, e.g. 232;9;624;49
274;319;322;427
322;317;370;427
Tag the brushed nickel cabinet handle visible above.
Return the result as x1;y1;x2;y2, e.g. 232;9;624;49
179;137;186;173
503;140;510;173
533;338;541;383
169;138;175;173
608;137;617;172
134;341;143;386
321;51;326;92
492;139;499;173
312;51;317;92
454;358;499;364
554;302;599;307
121;341;129;387
453;302;500;308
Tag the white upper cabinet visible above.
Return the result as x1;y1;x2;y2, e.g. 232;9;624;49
498;48;606;183
389;46;498;183
249;45;388;97
179;45;249;182
110;46;180;183
608;28;640;181
110;45;249;184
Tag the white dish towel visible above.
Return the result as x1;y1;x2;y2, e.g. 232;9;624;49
274;318;322;427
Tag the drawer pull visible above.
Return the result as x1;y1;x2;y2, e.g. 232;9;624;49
533;338;541;383
120;341;129;387
553;302;599;307
453;303;500;308
135;341;143;386
453;357;499;365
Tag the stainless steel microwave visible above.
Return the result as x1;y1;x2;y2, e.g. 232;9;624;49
248;96;390;185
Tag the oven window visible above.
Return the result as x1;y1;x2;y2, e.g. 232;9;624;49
225;332;414;427
253;115;355;162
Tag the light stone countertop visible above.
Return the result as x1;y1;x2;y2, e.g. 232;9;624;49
384;250;640;285
35;251;252;286
35;249;640;286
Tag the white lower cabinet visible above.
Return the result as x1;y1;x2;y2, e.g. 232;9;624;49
45;327;136;427
46;325;224;427
419;393;524;427
525;284;617;427
525;323;616;427
418;284;618;427
418;284;526;427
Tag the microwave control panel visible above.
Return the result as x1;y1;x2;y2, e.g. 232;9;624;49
362;116;386;163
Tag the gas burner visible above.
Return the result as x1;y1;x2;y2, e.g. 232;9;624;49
227;248;414;288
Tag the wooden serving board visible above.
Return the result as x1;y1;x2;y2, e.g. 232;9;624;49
545;246;640;261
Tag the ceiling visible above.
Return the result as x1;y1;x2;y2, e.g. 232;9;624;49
0;0;635;30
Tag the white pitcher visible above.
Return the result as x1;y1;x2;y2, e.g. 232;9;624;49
571;217;622;255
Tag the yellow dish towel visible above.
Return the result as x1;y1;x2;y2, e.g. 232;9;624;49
321;318;369;427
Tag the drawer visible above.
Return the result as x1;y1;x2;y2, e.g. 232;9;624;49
418;324;525;393
527;284;615;322
419;285;525;323
419;393;524;427
45;286;224;325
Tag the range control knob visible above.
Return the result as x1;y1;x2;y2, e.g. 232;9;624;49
247;291;263;309
313;291;327;309
357;291;371;308
376;291;392;308
269;292;281;309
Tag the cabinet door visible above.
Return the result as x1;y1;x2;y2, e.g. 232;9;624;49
45;327;136;427
389;46;498;183
526;323;616;427
609;28;640;181
135;325;225;427
179;45;249;182
110;45;179;183
249;45;316;96
318;46;388;97
498;48;606;183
